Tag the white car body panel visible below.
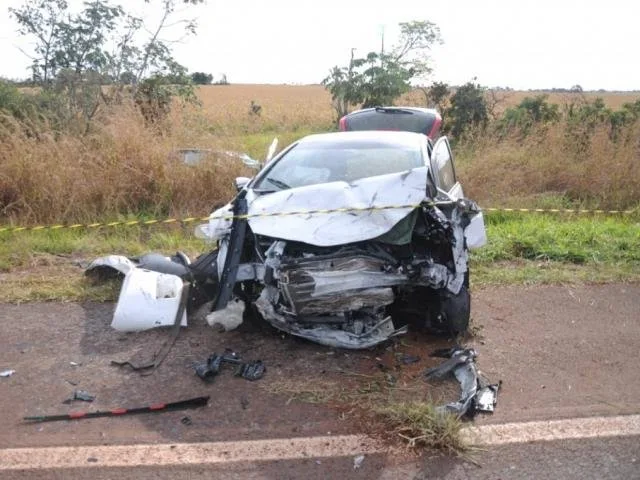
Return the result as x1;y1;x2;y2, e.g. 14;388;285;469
111;268;187;331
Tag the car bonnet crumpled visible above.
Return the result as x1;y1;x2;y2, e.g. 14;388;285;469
245;166;430;247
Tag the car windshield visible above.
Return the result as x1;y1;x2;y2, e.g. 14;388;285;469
253;137;423;191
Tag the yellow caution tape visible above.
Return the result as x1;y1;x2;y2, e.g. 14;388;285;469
0;205;636;234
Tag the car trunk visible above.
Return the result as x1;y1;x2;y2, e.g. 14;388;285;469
340;107;442;139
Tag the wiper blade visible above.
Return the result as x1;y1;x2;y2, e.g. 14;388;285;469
266;177;291;190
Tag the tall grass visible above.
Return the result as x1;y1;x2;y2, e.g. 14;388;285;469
0;104;247;224
1;86;639;225
456;122;640;210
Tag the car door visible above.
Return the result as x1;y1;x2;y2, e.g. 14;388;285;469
430;136;463;200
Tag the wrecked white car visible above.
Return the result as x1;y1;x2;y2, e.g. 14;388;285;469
89;129;486;349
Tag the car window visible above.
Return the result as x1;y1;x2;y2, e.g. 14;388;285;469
345;110;437;135
253;139;423;191
432;138;457;191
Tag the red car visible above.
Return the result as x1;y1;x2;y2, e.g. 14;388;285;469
339;106;442;139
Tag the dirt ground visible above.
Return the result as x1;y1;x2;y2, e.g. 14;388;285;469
1;283;639;452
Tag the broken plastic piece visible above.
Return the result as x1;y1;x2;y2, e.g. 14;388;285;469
235;360;266;381
194;352;265;382
0;369;15;377
25;396;210;423
424;347;499;417
475;382;501;413
63;390;95;404
112;269;187;331
353;454;365;470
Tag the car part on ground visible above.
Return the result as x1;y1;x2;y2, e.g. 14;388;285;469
24;396;210;423
62;390;95;404
193;351;265;382
425;347;500;417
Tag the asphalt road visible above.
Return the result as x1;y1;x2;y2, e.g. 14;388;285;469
1;283;639;478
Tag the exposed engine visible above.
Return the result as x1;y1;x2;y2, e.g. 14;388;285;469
232;203;474;348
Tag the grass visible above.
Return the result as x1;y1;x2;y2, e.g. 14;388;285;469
0;213;638;302
0;225;210;302
263;368;467;453
3;85;640;225
378;402;466;453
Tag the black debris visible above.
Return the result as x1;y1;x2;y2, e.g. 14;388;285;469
25;396;210;423
235;360;266;381
194;352;265;382
181;416;193;426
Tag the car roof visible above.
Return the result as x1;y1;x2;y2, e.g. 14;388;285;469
297;130;426;148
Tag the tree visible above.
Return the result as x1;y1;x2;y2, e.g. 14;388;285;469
322;20;442;118
191;72;213;84
419;81;449;110
499;95;560;134
9;0;204;131
444;81;488;138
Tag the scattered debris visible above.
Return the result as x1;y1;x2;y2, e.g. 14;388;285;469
0;369;15;377
424;346;500;417
69;362;82;367
24;396;210;423
353;454;365;469
194;351;265;382
240;395;250;410
66;380;79;386
63;390;95;404
181;416;193;426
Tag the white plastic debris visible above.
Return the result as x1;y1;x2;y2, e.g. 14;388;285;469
85;255;136;276
206;299;245;331
1;369;15;377
111;268;187;331
353;454;365;470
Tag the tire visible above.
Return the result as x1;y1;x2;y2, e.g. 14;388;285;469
434;285;471;335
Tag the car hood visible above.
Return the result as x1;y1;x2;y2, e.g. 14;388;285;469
245;167;429;246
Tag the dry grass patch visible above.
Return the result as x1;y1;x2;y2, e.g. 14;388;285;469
0;265;120;303
263;364;468;453
378;402;465;453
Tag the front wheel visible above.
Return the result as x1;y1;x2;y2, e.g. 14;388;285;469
431;285;470;335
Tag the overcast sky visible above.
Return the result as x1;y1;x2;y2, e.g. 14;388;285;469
0;0;638;90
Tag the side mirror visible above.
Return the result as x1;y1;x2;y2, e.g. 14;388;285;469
234;176;251;191
265;138;278;163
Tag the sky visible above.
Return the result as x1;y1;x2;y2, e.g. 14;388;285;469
0;0;638;90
